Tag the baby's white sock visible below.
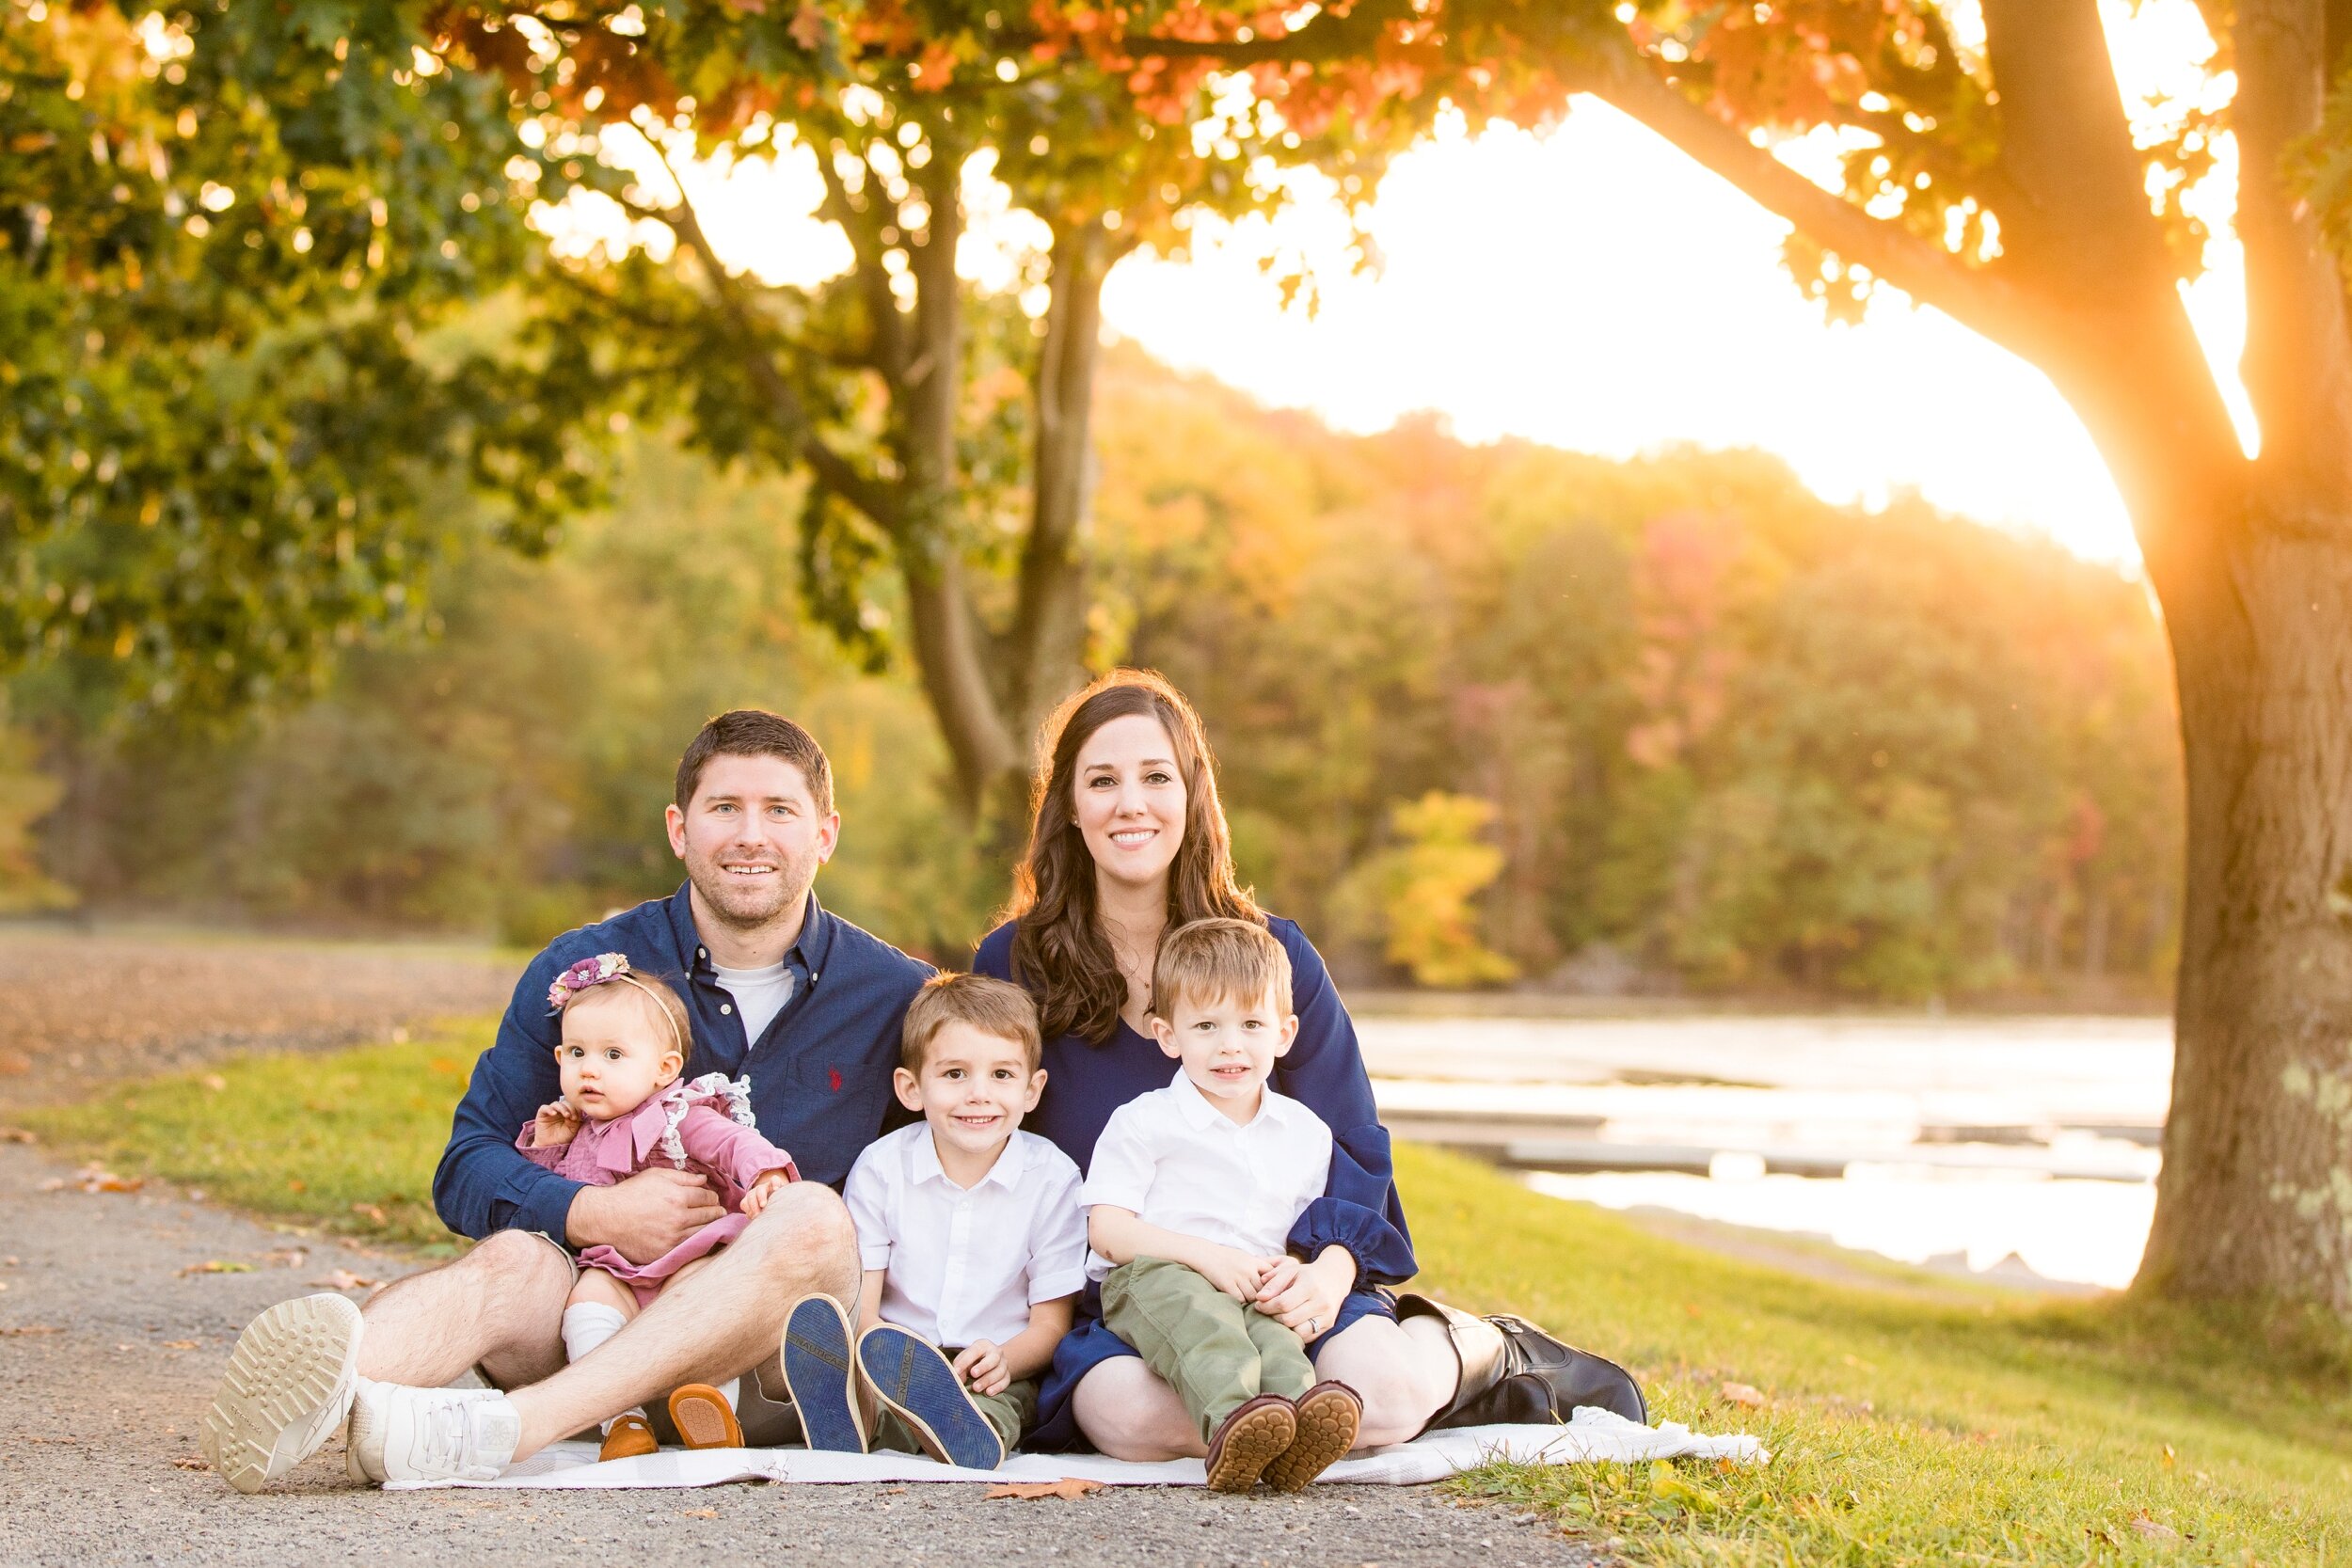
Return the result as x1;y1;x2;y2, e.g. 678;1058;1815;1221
562;1303;646;1433
562;1301;627;1363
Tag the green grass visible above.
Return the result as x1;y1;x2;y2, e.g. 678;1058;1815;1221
21;1031;2352;1563
20;1025;492;1251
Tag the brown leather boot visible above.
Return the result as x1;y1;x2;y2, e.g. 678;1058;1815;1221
1202;1394;1296;1494
1261;1381;1362;1493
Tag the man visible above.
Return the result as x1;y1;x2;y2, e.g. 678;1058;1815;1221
201;710;932;1489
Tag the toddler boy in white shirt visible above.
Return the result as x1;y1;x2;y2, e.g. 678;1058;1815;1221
781;973;1087;1469
1082;918;1362;1494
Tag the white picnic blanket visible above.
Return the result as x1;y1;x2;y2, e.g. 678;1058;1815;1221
386;1407;1766;1491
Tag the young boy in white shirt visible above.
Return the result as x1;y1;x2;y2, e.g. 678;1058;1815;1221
780;973;1088;1469
1082;917;1363;1494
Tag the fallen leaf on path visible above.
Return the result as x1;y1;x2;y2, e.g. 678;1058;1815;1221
178;1259;254;1275
1717;1381;1766;1408
680;1508;716;1518
0;1325;60;1337
0;1128;35;1144
350;1202;387;1225
47;1164;144;1194
262;1248;308;1268
161;1339;198;1351
985;1478;1104;1501
2130;1513;2182;1543
310;1269;378;1291
172;1457;211;1471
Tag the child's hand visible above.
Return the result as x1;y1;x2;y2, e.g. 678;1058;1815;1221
531;1101;580;1147
952;1340;1009;1397
1193;1244;1274;1304
739;1169;792;1217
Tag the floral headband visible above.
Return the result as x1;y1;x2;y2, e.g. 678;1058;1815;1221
547;953;686;1057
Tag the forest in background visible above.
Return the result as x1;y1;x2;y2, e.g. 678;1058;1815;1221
0;349;2183;1002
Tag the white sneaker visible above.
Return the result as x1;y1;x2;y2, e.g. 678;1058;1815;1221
351;1380;521;1485
345;1377;382;1485
200;1292;364;1495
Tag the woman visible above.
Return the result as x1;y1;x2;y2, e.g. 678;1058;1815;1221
975;669;1643;1456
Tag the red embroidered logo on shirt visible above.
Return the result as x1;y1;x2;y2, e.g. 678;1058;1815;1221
828;1068;842;1093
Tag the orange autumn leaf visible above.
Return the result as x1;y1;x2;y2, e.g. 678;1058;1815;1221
985;1478;1105;1500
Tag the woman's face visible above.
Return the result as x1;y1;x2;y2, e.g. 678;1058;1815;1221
1070;712;1187;895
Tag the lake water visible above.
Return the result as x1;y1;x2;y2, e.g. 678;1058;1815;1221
1355;1013;2172;1291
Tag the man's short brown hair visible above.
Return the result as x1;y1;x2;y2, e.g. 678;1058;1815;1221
900;973;1043;1074
1152;917;1292;1020
675;709;834;816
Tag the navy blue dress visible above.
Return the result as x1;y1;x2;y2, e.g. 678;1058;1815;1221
975;915;1417;1451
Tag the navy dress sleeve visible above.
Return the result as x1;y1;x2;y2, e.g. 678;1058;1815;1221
432;948;583;1242
1268;920;1418;1284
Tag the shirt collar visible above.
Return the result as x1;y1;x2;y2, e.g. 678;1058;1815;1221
908;1124;1028;1192
1167;1067;1273;1131
670;884;834;984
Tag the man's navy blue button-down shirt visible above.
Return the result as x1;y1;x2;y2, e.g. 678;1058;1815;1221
433;884;933;1243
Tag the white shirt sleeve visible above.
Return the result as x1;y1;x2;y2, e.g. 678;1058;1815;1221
1075;1101;1159;1216
841;1144;895;1274
1025;1155;1090;1303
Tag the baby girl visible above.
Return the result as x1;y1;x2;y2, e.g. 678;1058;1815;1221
520;952;799;1461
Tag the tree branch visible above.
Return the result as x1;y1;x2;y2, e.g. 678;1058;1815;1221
1580;43;2054;366
637;144;905;533
813;140;911;381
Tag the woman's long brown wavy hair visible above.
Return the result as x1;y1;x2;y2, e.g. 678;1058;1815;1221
1005;670;1263;1044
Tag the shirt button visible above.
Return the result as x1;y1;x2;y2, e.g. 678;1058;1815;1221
721;1004;733;1015
698;947;707;959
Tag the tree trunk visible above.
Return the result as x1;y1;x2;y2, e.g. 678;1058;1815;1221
2138;494;2352;1307
1006;218;1111;738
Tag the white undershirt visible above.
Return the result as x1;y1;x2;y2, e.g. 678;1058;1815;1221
711;959;795;1045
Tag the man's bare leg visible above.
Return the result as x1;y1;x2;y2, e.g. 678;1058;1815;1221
356;1228;576;1390
503;1182;858;1460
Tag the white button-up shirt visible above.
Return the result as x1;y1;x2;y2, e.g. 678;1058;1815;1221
1077;1070;1333;1281
843;1124;1089;1350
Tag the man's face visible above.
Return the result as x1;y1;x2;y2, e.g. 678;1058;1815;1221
665;752;839;932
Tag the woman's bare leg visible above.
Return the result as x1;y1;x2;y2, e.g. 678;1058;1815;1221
1070;1357;1207;1461
1311;1314;1456;1449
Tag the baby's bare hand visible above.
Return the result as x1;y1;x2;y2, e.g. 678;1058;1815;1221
739;1170;791;1217
531;1101;580;1147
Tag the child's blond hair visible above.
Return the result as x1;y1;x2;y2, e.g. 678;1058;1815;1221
1151;917;1292;1020
900;972;1043;1073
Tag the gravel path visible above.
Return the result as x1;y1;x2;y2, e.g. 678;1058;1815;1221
0;925;516;1110
0;1142;1604;1567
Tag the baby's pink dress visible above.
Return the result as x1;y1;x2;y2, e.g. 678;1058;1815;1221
516;1072;800;1306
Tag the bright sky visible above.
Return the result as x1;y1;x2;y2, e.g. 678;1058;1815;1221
565;0;2244;568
